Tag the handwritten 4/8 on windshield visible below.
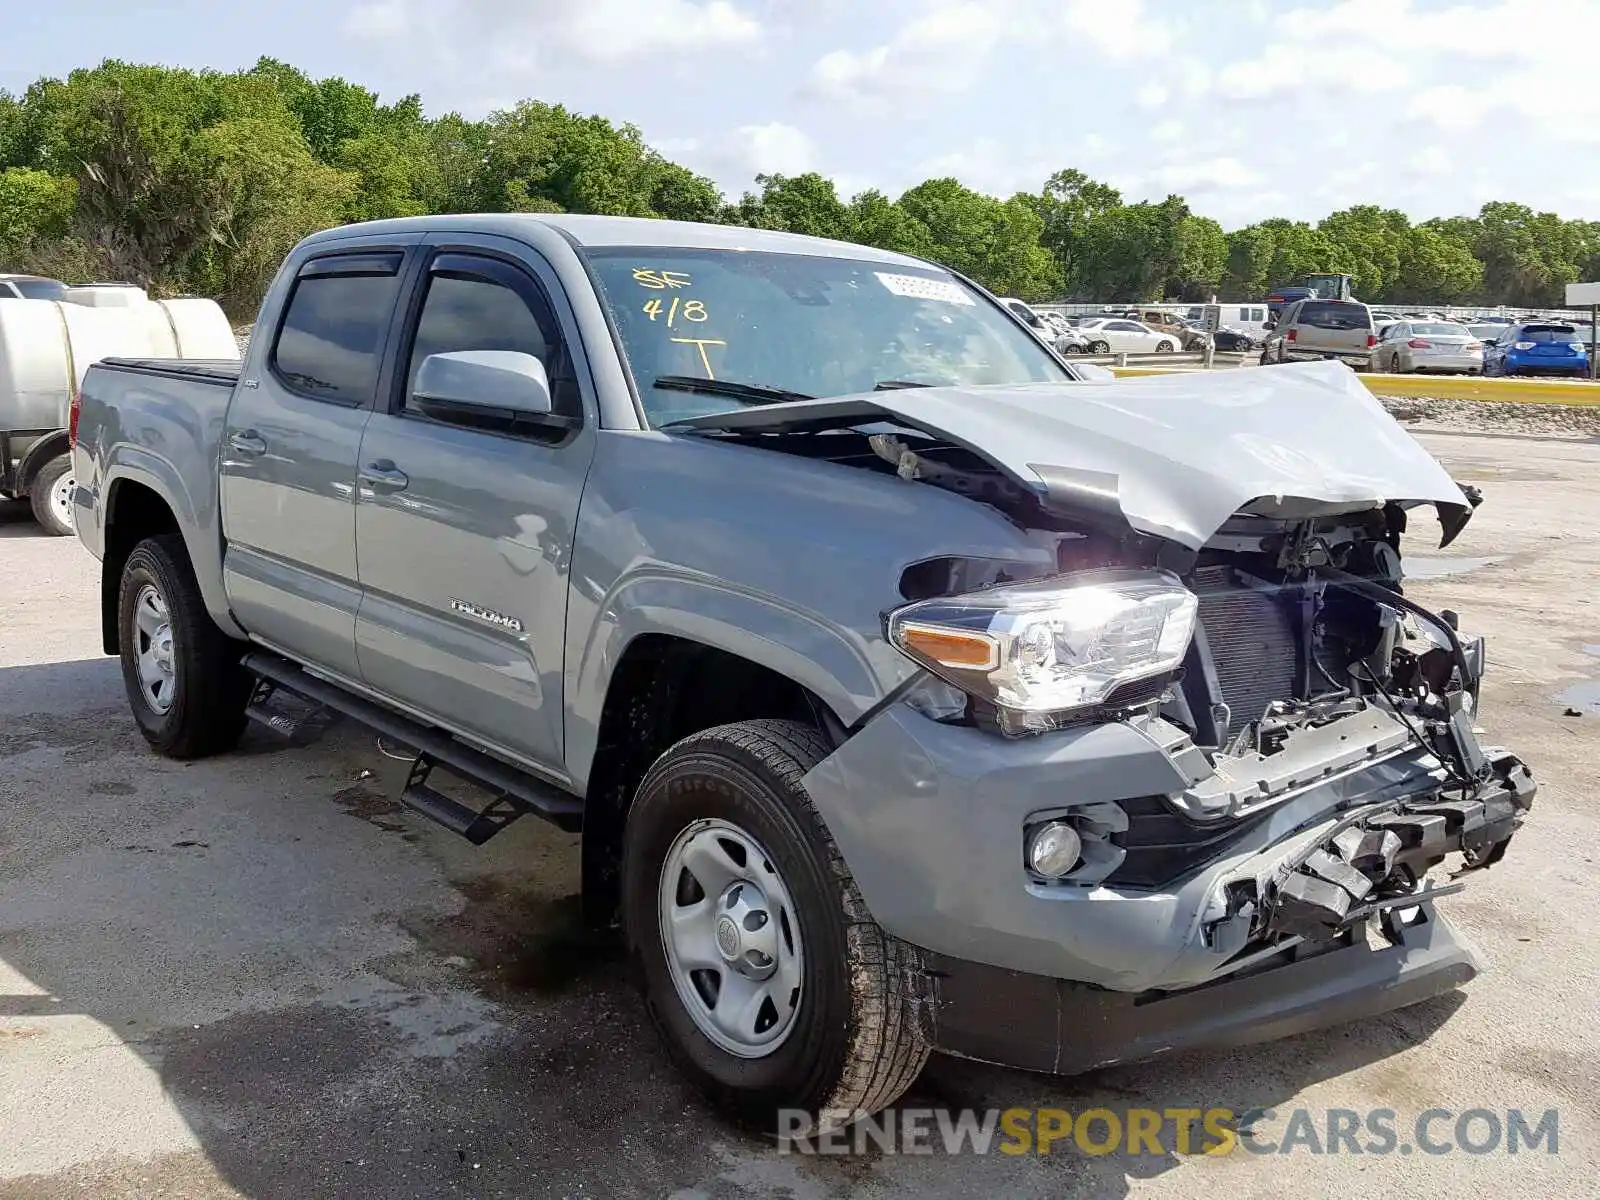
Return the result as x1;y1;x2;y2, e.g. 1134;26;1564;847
642;297;708;327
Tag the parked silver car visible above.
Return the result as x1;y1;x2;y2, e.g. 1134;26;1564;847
1374;321;1484;375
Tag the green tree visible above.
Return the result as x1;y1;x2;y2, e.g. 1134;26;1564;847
1028;168;1123;294
844;189;934;258
729;173;849;240
1396;225;1483;303
0;167;76;261
1318;205;1409;298
897;178;1058;298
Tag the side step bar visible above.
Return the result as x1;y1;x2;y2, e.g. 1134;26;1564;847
242;651;584;837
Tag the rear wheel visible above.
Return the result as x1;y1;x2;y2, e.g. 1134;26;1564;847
118;534;252;758
28;454;74;537
622;720;931;1133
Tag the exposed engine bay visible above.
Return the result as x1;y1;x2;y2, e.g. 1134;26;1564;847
680;410;1533;958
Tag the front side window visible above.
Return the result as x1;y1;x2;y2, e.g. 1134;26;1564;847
272;258;402;404
586;248;1068;425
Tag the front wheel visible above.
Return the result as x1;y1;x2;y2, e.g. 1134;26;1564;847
1155;340;1175;353
1060;343;1084;355
118;534;252;758
622;720;931;1133
1089;339;1110;354
28;454;75;536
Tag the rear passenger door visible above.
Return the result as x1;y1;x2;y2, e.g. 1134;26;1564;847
353;236;597;774
220;245;412;680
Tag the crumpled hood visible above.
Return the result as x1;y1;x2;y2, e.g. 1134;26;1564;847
668;360;1473;550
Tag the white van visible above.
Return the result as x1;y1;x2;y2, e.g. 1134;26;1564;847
1186;303;1272;339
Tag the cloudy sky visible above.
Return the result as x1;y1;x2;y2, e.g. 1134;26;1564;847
9;0;1600;228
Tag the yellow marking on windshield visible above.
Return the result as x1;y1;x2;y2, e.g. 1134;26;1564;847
671;337;726;378
633;268;693;290
644;297;709;327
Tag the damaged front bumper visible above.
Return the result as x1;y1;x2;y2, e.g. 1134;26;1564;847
802;698;1535;1075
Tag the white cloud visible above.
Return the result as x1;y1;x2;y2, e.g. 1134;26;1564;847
1150;120;1184;143
1136;83;1169;109
1148;157;1264;194
343;0;408;38
653;123;820;193
344;0;762;62
808;3;1006;108
808;0;1179;110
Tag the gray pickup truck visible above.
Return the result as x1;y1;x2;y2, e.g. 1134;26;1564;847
70;214;1534;1132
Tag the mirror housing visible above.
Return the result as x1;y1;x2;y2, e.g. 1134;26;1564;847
412;350;572;433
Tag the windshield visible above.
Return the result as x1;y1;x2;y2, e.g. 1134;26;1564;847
586;248;1068;425
9;278;68;301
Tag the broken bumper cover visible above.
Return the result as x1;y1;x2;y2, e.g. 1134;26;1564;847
927;902;1479;1076
926;762;1534;1076
803;702;1535;1073
1268;757;1535;941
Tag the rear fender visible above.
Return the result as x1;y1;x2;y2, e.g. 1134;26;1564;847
18;430;70;489
100;454;243;641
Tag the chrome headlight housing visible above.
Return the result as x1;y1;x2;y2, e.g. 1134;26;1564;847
888;569;1198;733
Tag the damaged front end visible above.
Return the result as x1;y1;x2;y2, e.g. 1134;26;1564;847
681;362;1535;1069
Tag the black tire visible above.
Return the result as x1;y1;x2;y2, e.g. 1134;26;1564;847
118;534;252;759
622;719;931;1134
1089;339;1110;354
27;454;74;536
1061;343;1084;355
1388;353;1403;373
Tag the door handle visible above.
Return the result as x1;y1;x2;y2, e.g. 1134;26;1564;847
359;459;409;492
228;430;267;456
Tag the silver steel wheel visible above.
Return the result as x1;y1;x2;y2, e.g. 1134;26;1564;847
132;582;177;714
50;472;75;530
658;817;804;1058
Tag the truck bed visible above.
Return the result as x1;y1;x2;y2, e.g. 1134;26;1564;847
73;355;244;640
96;357;242;386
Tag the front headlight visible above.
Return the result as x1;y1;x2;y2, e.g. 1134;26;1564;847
887;568;1198;734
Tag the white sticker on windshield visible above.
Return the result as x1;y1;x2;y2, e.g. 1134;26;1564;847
874;272;975;305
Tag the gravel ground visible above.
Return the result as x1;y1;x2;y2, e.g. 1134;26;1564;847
1;430;1597;1198
1382;395;1600;438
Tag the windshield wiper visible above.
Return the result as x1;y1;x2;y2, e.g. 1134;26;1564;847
873;380;935;390
652;375;813;405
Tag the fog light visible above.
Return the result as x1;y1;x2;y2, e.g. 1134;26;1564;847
1027;821;1082;878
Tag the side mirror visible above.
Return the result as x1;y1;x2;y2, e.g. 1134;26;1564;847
1263;319;1277;331
412;350;570;432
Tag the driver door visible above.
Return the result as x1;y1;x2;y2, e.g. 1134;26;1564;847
353;236;596;773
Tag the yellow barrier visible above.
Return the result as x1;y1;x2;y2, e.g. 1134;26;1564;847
1108;366;1600;406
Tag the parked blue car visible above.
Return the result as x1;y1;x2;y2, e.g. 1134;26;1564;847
1482;322;1591;377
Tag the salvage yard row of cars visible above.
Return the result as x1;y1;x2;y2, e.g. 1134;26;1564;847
1260;298;1595;377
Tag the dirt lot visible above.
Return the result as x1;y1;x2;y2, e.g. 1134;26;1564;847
2;425;1597;1199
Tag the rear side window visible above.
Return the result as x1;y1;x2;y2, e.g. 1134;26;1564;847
272;254;403;404
1297;302;1372;330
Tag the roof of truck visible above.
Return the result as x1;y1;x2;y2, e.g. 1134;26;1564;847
301;212;933;269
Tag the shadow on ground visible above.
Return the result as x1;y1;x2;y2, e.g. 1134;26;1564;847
0;500;49;540
0;656;1468;1199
